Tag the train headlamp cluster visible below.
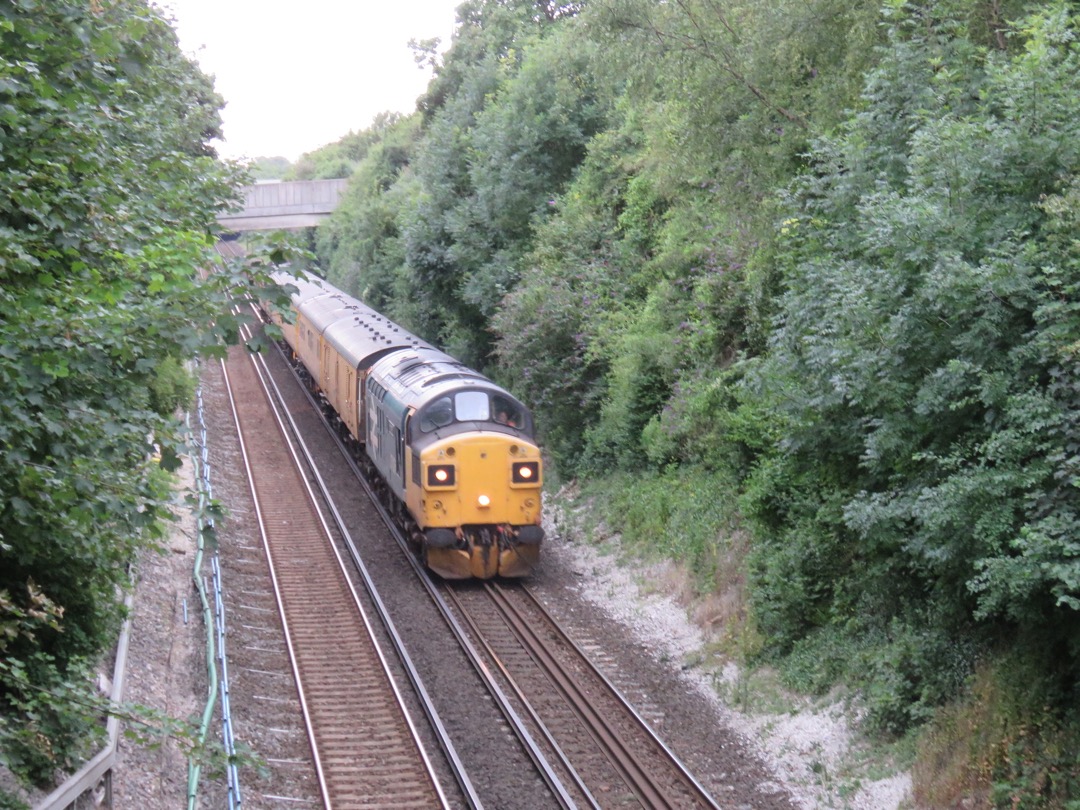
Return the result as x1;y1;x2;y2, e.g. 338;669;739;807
512;461;540;485
427;464;456;488
425;460;540;491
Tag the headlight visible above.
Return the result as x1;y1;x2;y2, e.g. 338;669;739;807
512;461;540;485
427;464;456;488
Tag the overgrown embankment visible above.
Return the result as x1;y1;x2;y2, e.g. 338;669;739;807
305;2;1080;805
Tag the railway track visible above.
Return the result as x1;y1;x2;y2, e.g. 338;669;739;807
219;339;451;809
446;582;721;809
256;309;722;809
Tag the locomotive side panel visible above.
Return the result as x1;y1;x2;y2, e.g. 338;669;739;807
321;309;434;448
271;270;434;448
365;380;410;498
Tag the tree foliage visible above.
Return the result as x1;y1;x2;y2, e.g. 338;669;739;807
247;155;292;180
742;0;1080;733
315;113;424;312
289;112;406;180
0;0;257;789
301;0;1080;799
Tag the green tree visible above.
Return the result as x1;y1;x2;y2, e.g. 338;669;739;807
493;123;638;470
289;112;405;180
316;114;424;311
743;0;1080;732
248;155;292;180
0;0;256;789
492;0;886;475
400;0;589;363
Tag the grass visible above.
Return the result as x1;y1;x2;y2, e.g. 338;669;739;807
912;660;1080;809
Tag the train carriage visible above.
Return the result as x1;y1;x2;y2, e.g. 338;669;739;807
320;309;432;441
269;270;432;444
267;272;329;351
295;292;354;391
267;270;544;579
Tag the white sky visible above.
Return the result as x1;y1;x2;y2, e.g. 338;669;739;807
159;1;459;162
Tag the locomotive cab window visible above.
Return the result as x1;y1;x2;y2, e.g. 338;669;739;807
455;390;490;422
420;396;454;432
419;390;530;434
492;395;523;428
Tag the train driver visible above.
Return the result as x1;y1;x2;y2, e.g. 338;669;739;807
493;395;521;429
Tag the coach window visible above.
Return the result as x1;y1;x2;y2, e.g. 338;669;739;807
420;396;454;432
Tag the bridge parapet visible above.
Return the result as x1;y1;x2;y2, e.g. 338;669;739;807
217;179;349;231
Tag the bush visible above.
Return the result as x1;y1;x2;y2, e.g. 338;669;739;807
780;616;981;737
0;655;102;788
740;2;1080;750
914;646;1080;808
148;356;196;416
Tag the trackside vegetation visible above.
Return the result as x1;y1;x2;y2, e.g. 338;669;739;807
309;0;1080;804
3;0;1078;805
0;0;275;801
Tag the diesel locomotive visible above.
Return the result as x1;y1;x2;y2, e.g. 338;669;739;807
265;270;544;579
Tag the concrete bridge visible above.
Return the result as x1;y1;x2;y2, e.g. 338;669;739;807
217;179;349;231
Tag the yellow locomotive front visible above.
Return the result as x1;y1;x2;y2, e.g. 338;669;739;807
366;351;545;579
412;429;544;578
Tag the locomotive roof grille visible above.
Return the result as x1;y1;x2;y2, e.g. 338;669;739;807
422;372;488;387
394;360;482;388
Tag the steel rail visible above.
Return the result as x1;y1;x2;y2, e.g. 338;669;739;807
217;353;333;809
237;322;453;809
246;338;480;809
261;316;578;810
439;586;602;809
518;583;721;808
489;582;722;809
338;475;579;810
